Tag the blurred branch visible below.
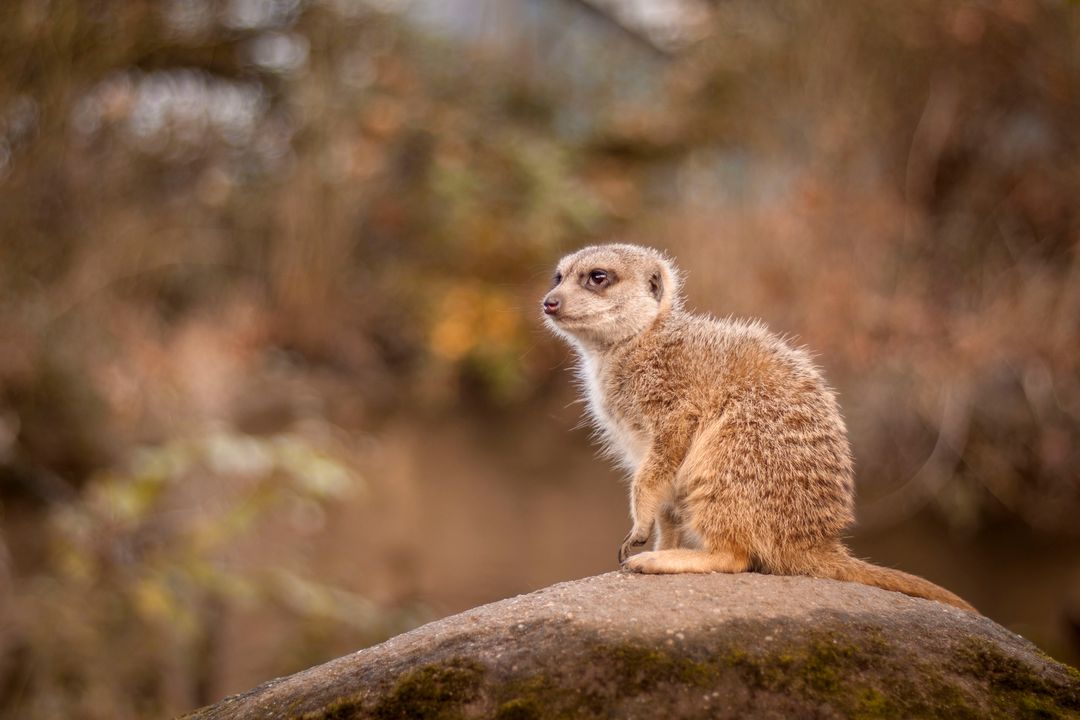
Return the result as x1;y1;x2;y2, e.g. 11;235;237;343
901;71;959;254
859;389;971;531
557;0;677;58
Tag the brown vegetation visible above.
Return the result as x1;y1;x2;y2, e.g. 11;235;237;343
0;1;1077;717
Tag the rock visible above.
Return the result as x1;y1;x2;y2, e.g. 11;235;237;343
183;572;1080;719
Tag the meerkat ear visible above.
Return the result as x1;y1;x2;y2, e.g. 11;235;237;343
649;271;663;302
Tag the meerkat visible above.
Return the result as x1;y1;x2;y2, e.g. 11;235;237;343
541;243;976;612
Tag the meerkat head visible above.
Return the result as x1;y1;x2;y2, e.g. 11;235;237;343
541;243;682;349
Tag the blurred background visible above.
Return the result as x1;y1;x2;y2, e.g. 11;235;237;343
0;0;1078;716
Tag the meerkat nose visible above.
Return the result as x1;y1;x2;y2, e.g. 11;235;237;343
542;296;561;315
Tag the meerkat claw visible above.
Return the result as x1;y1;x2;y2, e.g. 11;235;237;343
618;531;648;564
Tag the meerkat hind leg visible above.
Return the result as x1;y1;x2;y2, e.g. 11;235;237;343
653;505;685;551
624;547;750;575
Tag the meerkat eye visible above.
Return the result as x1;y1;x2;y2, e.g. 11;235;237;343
587;269;609;287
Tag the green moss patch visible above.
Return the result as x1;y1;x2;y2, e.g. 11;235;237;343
303;658;486;720
493;697;542;720
718;630;920;718
593;642;716;693
485;632;903;719
952;638;1080;719
300;618;1080;720
371;658;486;720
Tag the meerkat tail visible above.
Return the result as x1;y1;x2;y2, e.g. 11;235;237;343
624;548;750;575
800;548;977;612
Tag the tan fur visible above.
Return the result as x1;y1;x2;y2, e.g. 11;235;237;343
542;243;976;613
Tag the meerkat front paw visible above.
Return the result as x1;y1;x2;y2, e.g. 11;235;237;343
623;551;666;573
618;525;651;564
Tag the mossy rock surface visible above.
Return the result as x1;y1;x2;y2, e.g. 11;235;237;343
183;572;1080;719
